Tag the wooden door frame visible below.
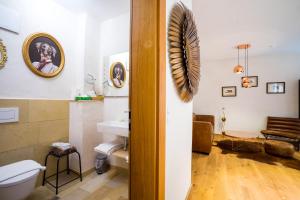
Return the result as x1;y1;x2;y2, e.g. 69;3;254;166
129;0;166;199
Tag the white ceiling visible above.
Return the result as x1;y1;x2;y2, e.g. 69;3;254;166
54;0;130;22
192;0;300;61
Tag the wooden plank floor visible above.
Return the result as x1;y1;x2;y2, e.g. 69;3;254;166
188;146;300;200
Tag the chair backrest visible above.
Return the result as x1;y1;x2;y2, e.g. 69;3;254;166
267;116;300;135
194;115;215;130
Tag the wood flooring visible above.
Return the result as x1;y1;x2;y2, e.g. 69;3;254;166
27;168;128;200
188;146;300;200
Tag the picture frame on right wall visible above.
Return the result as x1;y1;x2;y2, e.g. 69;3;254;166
266;82;285;94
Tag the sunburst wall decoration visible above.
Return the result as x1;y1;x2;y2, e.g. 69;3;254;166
168;2;200;102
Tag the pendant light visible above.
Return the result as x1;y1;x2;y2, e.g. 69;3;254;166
233;46;244;74
241;44;252;88
233;44;252;88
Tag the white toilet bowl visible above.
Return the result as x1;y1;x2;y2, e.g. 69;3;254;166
0;160;46;200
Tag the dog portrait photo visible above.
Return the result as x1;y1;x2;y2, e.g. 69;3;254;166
22;33;65;78
110;62;126;88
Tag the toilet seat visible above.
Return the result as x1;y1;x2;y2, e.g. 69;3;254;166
0;160;44;187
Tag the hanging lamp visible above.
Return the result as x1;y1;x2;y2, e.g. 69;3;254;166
241;44;251;88
233;44;252;88
233;46;244;74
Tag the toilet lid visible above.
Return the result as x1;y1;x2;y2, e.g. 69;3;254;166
0;160;44;187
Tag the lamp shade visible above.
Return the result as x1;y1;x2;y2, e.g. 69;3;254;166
233;65;244;74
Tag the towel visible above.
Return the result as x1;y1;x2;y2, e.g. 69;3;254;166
51;142;71;151
0;160;46;183
94;141;124;155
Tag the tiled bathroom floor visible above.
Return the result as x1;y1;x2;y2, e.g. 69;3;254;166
26;168;128;200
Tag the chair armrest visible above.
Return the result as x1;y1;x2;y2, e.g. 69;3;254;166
193;121;213;153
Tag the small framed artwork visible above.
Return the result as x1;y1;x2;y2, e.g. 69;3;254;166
22;32;65;78
241;76;258;88
266;82;285;94
222;86;237;97
110;62;126;88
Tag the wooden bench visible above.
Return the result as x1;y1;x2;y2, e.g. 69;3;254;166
261;116;300;150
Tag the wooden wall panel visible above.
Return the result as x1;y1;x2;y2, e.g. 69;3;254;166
130;0;166;199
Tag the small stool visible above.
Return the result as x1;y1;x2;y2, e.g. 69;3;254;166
42;146;82;194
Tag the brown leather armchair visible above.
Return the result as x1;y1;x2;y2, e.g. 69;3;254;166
192;114;215;154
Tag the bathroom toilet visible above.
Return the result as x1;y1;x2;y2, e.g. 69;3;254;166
0;160;46;200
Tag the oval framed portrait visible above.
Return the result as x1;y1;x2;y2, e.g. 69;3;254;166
22;32;65;78
110;62;126;88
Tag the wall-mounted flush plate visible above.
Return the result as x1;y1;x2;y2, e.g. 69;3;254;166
0;107;19;123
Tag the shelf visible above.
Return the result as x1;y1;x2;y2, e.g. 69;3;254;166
111;149;128;161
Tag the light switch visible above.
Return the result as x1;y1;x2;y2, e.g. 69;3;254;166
0;107;19;123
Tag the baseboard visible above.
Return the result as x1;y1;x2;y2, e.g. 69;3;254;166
185;184;192;200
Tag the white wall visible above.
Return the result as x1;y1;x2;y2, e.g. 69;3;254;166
165;1;193;200
83;15;102;94
193;53;300;137
0;0;86;99
100;12;130;57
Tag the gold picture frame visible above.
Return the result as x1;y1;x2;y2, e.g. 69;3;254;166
22;32;65;78
0;39;8;68
110;62;126;88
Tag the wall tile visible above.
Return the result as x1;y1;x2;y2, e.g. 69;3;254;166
38;120;69;144
28;100;69;122
0;146;35;166
0;123;39;152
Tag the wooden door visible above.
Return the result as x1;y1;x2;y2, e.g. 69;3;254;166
129;0;166;199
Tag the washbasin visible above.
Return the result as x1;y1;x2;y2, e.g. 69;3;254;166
97;121;129;137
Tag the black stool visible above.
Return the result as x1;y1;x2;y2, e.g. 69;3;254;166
42;146;82;194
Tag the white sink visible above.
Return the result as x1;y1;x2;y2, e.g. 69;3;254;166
97;121;129;137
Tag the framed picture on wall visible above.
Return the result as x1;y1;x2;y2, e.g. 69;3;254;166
222;86;237;97
241;76;258;88
22;32;65;78
110;62;126;88
266;82;285;94
103;52;129;97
